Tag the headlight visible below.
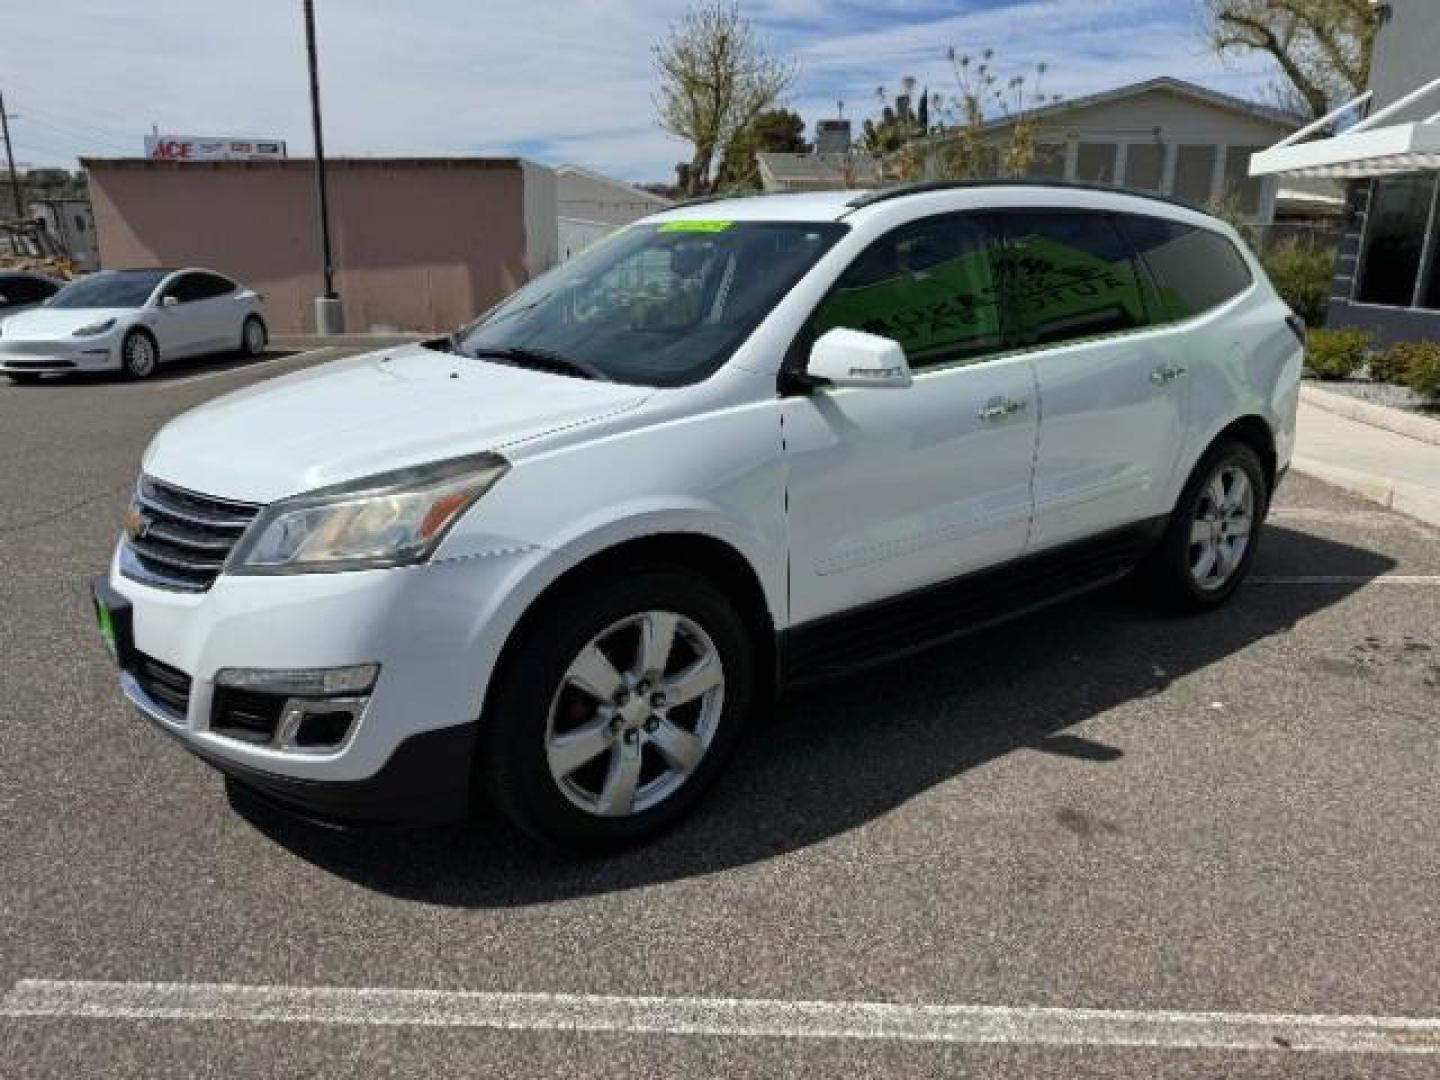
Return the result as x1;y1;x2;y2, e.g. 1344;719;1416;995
72;318;117;336
228;453;509;575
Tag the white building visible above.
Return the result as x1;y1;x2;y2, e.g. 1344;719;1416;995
555;164;671;260
1249;0;1440;343
30;197;98;270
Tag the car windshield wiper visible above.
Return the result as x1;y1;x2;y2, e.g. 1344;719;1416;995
464;345;613;382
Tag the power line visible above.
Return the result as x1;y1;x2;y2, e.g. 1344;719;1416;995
14;112;132;155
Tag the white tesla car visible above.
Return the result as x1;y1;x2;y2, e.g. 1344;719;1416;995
0;267;267;384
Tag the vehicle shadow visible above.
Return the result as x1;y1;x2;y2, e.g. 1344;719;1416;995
6;349;293;387
234;524;1394;906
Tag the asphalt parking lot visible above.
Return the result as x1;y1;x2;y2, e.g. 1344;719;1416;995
1;348;1437;1077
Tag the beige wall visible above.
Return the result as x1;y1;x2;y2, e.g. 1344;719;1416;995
85;158;535;334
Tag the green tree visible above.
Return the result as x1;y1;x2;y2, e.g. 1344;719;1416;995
716;108;809;191
653;2;796;197
1205;0;1379;118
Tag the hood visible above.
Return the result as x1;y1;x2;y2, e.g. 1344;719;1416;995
144;344;651;502
0;307;134;340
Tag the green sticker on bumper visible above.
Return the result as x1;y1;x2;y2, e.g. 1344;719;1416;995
95;601;117;657
658;220;734;233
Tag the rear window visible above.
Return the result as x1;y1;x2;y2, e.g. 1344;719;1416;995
1003;211;1150;347
1116;216;1253;322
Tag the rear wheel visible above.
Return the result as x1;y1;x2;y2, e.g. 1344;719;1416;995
121;329;158;379
1144;440;1268;610
241;315;267;357
482;568;754;849
4;372;41;385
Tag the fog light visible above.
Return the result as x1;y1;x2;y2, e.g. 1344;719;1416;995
215;664;379;696
275;697;364;752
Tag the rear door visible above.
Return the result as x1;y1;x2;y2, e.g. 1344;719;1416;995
1002;210;1190;552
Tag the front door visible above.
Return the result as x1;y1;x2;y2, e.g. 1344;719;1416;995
1002;210;1190;552
153;274;210;357
783;213;1039;626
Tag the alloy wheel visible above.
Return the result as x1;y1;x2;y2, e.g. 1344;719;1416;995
545;610;725;818
1188;464;1254;591
125;334;156;377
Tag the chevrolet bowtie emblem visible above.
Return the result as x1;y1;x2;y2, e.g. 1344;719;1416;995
124;504;152;541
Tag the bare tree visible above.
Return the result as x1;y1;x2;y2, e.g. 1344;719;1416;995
1205;0;1379;118
653;2;796;197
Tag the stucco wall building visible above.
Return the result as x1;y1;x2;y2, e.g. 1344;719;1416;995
84;157;559;334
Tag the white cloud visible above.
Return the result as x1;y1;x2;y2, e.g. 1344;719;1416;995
4;0;1283;183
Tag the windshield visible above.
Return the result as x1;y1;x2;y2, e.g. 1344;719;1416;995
452;221;847;386
47;271;167;310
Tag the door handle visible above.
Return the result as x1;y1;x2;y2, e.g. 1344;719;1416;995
1149;365;1187;384
978;397;1027;421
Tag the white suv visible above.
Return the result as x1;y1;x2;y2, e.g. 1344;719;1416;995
93;183;1302;847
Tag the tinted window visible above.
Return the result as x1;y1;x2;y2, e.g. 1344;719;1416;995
1003;212;1149;346
456;221;846;387
192;272;236;300
47;270;166;309
0;275;57;305
1118;216;1253;321
164;275;200;303
810;214;1004;369
1357;175;1436;307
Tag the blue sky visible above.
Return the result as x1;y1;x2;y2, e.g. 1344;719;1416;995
4;0;1281;183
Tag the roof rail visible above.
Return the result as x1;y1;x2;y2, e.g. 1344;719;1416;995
663;188;862;211
843;178;1217;219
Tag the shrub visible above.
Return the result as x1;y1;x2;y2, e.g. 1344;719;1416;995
1262;240;1335;327
1304;328;1371;380
1399;342;1440;398
1370;341;1425;385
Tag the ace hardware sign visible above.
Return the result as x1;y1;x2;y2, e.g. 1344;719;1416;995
144;136;287;162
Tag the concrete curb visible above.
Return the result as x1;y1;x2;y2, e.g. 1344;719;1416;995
271;333;426;350
1300;384;1440;447
1291;455;1440;528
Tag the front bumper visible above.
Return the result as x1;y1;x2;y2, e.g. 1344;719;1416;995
96;535;544;823
0;335;120;373
123;661;475;826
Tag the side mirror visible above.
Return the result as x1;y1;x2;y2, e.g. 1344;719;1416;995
161;295;179;308
806;328;913;389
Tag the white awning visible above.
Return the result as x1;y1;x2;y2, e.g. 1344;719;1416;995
1251;78;1440;179
1250;121;1440;178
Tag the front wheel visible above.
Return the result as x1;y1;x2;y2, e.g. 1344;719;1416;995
121;329;158;379
482;569;754;849
4;372;41;385
1143;440;1268;610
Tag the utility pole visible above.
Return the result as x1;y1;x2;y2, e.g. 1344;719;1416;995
1;90;24;220
303;0;343;333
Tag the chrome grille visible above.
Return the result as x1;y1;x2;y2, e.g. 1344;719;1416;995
120;476;261;592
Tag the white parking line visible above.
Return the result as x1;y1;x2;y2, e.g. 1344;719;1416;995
1251;575;1440;585
4;980;1439;1054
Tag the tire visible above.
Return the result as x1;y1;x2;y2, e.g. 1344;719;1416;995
482;568;755;849
120;329;159;379
1143;440;1268;611
4;372;41;385
241;315;267;358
